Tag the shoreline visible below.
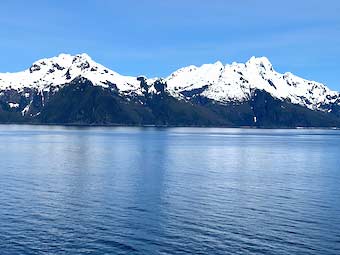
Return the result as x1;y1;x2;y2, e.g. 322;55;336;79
0;122;339;130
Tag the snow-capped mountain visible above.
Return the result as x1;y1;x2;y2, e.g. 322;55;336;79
0;53;339;127
0;53;338;111
0;53;145;96
166;56;339;111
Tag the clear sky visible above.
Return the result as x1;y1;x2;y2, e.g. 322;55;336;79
0;0;339;89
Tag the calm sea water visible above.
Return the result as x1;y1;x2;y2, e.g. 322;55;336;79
0;125;339;255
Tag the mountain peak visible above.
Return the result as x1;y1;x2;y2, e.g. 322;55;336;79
29;53;95;74
55;53;92;59
246;56;273;70
71;53;93;63
213;60;223;66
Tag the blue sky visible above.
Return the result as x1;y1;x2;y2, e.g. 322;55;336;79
0;0;339;89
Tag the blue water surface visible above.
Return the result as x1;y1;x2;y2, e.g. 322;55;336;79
0;125;339;254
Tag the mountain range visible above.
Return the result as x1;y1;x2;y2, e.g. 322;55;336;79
0;53;339;127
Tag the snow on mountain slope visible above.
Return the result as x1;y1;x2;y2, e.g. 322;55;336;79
0;54;338;111
0;53;142;95
166;56;339;110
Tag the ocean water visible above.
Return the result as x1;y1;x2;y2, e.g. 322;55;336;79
0;125;339;255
